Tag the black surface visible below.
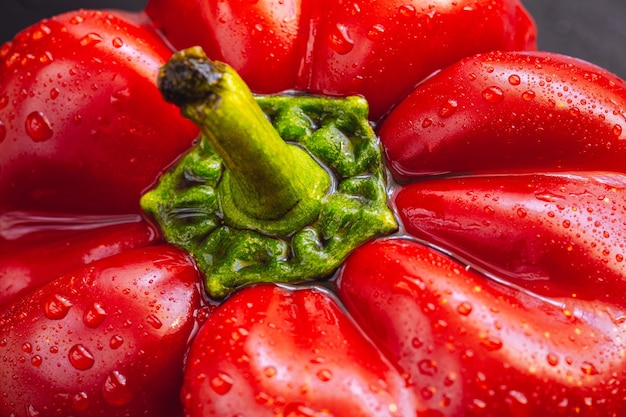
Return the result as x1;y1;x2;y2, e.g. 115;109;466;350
1;0;625;78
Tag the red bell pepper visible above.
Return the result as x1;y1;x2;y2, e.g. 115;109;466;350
2;1;626;417
336;238;626;416
0;245;204;417
0;213;159;308
379;50;626;180
181;283;419;416
144;0;536;119
0;9;199;215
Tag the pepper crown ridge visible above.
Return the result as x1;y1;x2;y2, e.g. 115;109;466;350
141;46;398;298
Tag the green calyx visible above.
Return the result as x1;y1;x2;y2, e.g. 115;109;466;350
141;47;397;298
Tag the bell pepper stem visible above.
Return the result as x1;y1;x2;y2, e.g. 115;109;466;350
158;46;331;235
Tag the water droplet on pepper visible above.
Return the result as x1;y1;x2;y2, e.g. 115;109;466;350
439;99;458;118
547;353;559;366
25;111;53;142
44;294;72;319
482;86;504;104
109;335;124;349
210;372;234;395
522;90;536;101
508;74;521;85
83;302;107;328
30;355;42;367
457;301;473;316
72;392;90;412
112;37;124;48
328;23;354;55
418;359;438;376
581;361;599;375
366;24;385;41
80;33;103;47
316;369;333;381
146;314;163;329
102;371;133;406
68;344;95;370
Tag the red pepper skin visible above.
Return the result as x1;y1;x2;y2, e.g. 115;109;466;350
0;10;199;215
393;172;626;307
379;51;626;181
0;245;203;417
145;0;536;119
0;214;160;308
337;238;626;417
181;283;419;416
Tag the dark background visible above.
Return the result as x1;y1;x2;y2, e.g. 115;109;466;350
1;0;625;79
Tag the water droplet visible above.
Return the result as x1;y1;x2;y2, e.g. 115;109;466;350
25;404;42;417
412;337;424;348
366;24;385;41
613;124;622;137
535;191;565;203
49;88;60;100
422;118;433;128
420;386;435;400
73;391;90;412
31;355;42;367
444;372;458;386
112;37;124;48
581;361;599;375
69;344;95;370
83;302;107;328
31;23;52;41
102;371;133;406
264;366;277;378
484;205;495;215
482;86;504;104
418;359;438;376
316;369;333;381
398;4;416;18
80;33;103;47
210;372;234;395
25;111;54;142
70;15;85;25
547;353;559;366
146;314;163;329
284;402;316;417
479;335;503;351
0;120;5;142
44;294;72;319
110;335;124;349
562;220;571;229
521;90;536;101
110;88;131;105
507;390;529;414
516;208;527;218
39;51;53;64
457;301;473;316
22;342;32;353
569;107;580;117
508;74;521;85
328;23;354;55
433;319;448;332
439;99;458;118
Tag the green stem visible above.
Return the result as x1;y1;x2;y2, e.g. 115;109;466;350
158;47;331;235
